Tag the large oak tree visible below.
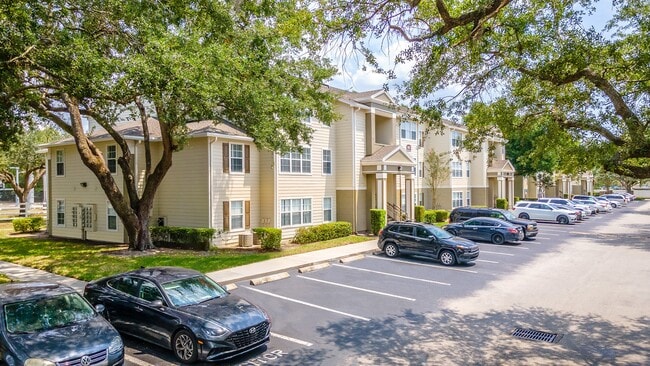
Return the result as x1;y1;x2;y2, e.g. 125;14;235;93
321;0;650;178
1;0;336;250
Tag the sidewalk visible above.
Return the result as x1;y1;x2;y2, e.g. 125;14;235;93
0;238;380;291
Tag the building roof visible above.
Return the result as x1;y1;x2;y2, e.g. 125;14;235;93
487;159;516;173
361;145;416;166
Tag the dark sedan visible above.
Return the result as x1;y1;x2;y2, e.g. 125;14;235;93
0;282;124;366
83;266;270;364
444;217;524;244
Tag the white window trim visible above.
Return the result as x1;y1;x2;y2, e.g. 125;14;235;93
322;149;332;175
107;145;117;175
56;199;65;227
452;191;463;208
229;200;245;231
107;202;118;231
230;143;244;174
280;198;312;227
323;197;332;222
280;147;312;174
451;161;463;178
55;150;65;177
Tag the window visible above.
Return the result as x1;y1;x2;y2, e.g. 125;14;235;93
416;226;430;238
451;161;462;177
466;160;471;177
55;150;64;176
107;203;117;231
108;277;140;297
107;145;117;174
323;197;332;222
452;192;463;208
56;200;65;226
418;162;424;178
322;149;332;174
401;121;417;140
466;191;471;206
397;225;414;235
280;148;311;173
139;280;163;303
230;200;244;230
451;131;463;148
281;198;312;226
230;144;243;173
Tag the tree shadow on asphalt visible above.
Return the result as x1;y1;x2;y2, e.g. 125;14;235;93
315;308;649;365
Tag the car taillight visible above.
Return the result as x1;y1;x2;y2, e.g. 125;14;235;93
507;228;518;234
378;229;383;236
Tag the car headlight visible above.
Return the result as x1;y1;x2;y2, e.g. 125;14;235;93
203;323;229;338
108;336;123;354
24;359;56;366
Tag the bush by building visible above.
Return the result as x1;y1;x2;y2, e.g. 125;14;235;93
293;222;353;244
370;209;386;235
150;226;216;251
253;227;282;251
12;216;45;233
414;205;425;222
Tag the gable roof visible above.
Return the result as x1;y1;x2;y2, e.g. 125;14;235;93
325;85;396;108
487;159;516;173
43;119;251;148
361;145;416;166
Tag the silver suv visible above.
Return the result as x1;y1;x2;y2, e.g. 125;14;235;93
513;201;577;224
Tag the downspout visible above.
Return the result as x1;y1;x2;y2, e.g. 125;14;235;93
208;137;216;229
352;105;358;233
274;150;278;231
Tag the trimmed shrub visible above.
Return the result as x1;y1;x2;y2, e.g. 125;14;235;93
12;216;45;233
514;196;520;204
293;222;353;244
414;206;425;222
253;227;282;251
150;226;216;251
423;210;437;224
496;198;508;209
370;209;386;235
435;209;450;222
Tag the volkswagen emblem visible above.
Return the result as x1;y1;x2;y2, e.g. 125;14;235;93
248;327;257;334
80;355;92;366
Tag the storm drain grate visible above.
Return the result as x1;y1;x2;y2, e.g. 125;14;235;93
511;328;563;343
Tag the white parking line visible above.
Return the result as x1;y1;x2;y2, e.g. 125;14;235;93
538;232;560;236
482;245;529;250
367;255;478;273
332;263;452;285
479;250;515;256
241;286;370;321
271;332;313;347
534;237;552;240
125;354;154;366
476;259;499;264
297;275;416;301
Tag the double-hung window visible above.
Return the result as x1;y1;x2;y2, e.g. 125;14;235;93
280;148;311;173
55;150;64;176
323;197;332;222
451;131;463;148
466;160;471;177
107;145;117;174
281;198;312;226
230;201;244;230
322;150;332;174
230;144;243;173
401;121;417;140
452;192;463;208
56;200;65;226
451;161;463;177
107;203;117;231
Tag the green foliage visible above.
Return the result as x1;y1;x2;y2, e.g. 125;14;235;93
12;216;45;233
150;226;216;251
435;210;450;223
414;205;425;222
423;151;451;208
496;198;509;209
423;210;436;224
293;222;353;244
370;209;386;235
253;227;282;251
514;197;520;204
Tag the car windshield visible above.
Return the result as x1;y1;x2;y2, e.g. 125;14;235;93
161;275;228;307
3;293;96;334
428;225;453;239
500;210;517;220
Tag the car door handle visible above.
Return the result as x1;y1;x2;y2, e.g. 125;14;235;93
134;306;143;312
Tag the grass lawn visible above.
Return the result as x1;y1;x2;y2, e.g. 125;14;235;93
0;273;11;284
0;222;372;281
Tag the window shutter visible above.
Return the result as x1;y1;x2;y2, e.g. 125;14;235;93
223;201;230;231
223;143;229;173
245;145;250;173
245;200;251;229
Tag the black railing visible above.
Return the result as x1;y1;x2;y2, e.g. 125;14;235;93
387;202;407;222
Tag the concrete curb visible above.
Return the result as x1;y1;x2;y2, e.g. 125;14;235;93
249;272;290;286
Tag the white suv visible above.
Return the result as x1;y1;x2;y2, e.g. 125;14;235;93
513;201;577;224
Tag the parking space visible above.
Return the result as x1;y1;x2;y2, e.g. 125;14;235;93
122;203;645;365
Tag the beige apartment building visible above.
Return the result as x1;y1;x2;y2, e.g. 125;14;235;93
43;87;514;244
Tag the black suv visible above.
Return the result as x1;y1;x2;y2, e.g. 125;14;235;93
377;222;479;266
449;207;538;240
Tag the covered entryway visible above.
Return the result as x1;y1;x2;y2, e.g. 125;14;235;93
487;160;516;208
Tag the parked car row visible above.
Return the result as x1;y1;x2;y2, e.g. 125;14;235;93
1;267;272;365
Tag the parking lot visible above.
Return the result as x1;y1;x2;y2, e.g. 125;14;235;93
124;201;650;365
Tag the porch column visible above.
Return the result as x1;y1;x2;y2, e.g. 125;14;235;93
507;177;515;208
376;173;387;211
405;176;414;220
497;176;505;202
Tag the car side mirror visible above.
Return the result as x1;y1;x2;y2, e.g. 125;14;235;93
95;304;105;313
151;299;164;308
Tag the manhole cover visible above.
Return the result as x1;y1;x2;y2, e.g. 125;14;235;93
511;328;563;343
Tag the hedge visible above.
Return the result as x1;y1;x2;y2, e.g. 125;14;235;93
435;209;450;222
253;227;282;251
423;210;436;224
150;226;216;251
414;206;425;222
293;222;353;244
370;209;386;235
496;198;508;209
12;216;45;233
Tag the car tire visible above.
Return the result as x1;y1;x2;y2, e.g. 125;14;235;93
557;215;569;225
611;202;617;208
446;228;457;236
491;233;505;245
173;329;198;364
384;243;399;258
519;213;530;220
439;250;456;266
